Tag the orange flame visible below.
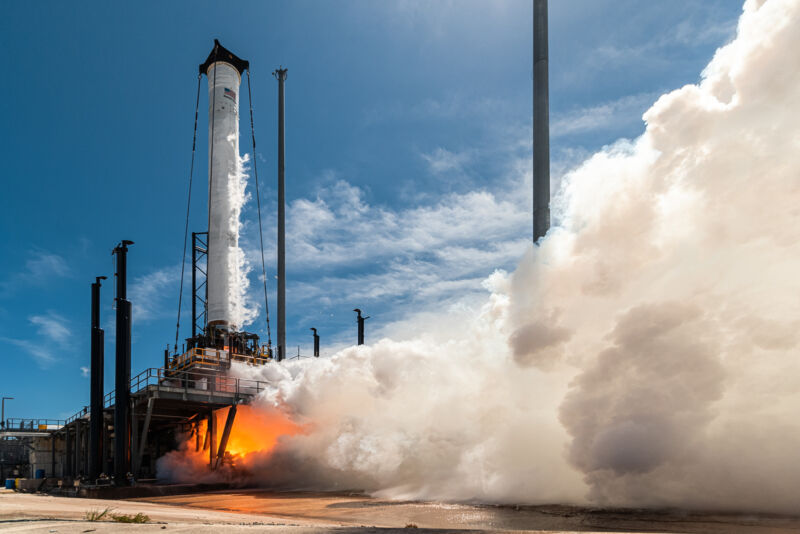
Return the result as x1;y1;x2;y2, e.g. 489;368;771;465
194;404;302;463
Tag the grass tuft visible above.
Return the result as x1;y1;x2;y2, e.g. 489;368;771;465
405;523;418;528
111;512;150;523
84;507;113;521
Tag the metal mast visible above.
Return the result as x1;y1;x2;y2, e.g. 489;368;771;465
533;0;550;243
89;275;106;479
354;309;369;346
311;328;319;357
112;240;133;483
274;67;288;362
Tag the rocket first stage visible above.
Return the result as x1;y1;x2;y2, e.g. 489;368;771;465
200;40;249;331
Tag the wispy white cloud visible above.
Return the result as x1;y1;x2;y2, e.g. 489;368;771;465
362;93;511;126
421;147;471;174
4;338;57;368
559;5;738;88
80;366;90;378
0;312;72;368
30;312;71;343
129;266;181;322
551;93;658;138
283;180;529;270
0;249;70;297
3;313;68;366
669;14;738;48
24;251;70;279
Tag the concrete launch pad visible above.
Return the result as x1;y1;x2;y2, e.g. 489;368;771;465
3;490;800;533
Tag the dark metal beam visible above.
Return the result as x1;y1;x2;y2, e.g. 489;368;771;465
274;67;288;362
207;410;216;468
89;276;106;479
311;328;319;357
192;232;197;340
50;434;55;478
64;425;71;477
130;403;137;479
113;240;134;483
73;422;80;477
354;309;369;346
192;232;208;341
533;0;550;243
214;405;237;470
133;397;154;478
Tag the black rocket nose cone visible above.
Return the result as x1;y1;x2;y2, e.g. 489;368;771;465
200;40;249;75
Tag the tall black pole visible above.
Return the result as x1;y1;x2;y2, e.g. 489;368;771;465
354;309;368;346
89;276;106;479
533;0;550;243
311;328;319;357
112;240;133;483
274;67;288;362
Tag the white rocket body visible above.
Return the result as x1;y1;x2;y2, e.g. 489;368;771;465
206;61;241;330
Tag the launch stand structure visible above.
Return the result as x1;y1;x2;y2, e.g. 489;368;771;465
156;39;273;473
2;40;320;486
9;41;276;484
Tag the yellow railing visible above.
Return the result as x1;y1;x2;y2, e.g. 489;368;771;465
169;347;270;371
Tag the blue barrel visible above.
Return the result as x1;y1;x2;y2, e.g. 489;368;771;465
4;479;14;489
35;469;46;479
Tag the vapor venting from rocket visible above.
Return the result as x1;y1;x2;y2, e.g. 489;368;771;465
160;0;800;514
205;49;258;331
229;152;258;329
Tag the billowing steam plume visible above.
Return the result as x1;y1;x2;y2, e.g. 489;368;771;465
160;0;800;514
229;152;257;329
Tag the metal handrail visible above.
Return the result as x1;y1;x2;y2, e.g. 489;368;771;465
169;347;271;372
36;368;271;430
2;418;65;430
128;367;269;398
65;406;89;425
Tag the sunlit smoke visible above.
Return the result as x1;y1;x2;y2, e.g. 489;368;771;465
228;150;258;329
160;0;800;514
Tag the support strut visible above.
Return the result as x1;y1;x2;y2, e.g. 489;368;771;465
214;405;237;470
133;397;154;478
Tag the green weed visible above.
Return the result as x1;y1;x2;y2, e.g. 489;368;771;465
84;507;112;521
110;512;150;523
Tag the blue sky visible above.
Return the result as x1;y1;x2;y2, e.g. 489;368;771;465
0;0;741;419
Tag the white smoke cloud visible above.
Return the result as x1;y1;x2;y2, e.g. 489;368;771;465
225;291;586;504
511;0;800;512
161;0;800;514
228;149;258;329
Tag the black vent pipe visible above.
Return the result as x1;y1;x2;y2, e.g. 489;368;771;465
533;0;550;242
354;309;369;346
112;240;133;483
311;328;319;357
89;275;106;479
274;67;288;362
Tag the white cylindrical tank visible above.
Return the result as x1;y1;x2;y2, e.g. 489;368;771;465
206;60;241;330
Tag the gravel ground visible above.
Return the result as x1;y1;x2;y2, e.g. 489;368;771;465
3;489;800;533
